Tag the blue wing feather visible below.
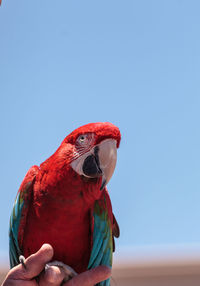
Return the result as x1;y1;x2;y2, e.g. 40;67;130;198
9;192;24;267
9;166;38;268
88;191;113;286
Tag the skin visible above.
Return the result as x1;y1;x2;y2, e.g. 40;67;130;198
2;244;111;286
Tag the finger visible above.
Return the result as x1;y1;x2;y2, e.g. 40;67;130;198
8;244;54;280
2;278;37;286
2;274;38;286
39;265;66;286
25;244;54;279
64;266;111;286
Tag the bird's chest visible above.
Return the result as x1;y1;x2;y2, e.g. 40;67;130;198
22;192;92;273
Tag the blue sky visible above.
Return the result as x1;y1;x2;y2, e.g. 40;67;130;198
1;0;200;262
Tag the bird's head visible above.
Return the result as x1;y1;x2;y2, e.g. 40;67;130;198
60;122;121;191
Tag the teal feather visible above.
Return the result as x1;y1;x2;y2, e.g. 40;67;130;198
9;167;38;269
88;195;113;286
9;192;24;267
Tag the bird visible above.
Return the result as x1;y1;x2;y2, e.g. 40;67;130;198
9;122;121;286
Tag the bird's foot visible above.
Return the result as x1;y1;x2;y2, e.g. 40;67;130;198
45;261;77;282
19;255;27;269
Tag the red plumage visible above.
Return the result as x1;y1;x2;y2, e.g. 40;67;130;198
17;122;121;273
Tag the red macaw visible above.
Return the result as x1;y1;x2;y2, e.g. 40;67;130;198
9;122;121;286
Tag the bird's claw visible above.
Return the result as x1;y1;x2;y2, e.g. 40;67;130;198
19;255;27;269
45;260;77;282
19;255;77;283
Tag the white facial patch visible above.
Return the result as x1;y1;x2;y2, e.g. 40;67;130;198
71;139;117;187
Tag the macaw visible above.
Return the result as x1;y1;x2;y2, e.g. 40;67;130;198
9;122;121;286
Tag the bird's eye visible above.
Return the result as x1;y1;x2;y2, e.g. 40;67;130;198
77;134;87;144
76;133;94;149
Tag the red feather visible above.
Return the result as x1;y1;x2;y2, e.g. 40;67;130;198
17;122;121;273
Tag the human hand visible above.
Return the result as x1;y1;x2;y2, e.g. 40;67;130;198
2;244;111;286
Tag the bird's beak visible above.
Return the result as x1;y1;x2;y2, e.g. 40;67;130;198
97;139;117;190
71;139;117;190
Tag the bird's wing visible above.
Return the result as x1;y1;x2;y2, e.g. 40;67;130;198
88;188;119;286
112;213;120;252
9;165;39;268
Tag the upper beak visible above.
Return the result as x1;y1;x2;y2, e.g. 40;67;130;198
71;139;117;190
97;139;117;190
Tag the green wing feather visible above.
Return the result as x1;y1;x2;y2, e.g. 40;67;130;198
88;190;114;286
9;166;38;268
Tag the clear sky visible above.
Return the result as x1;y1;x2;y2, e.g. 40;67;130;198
1;0;200;262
